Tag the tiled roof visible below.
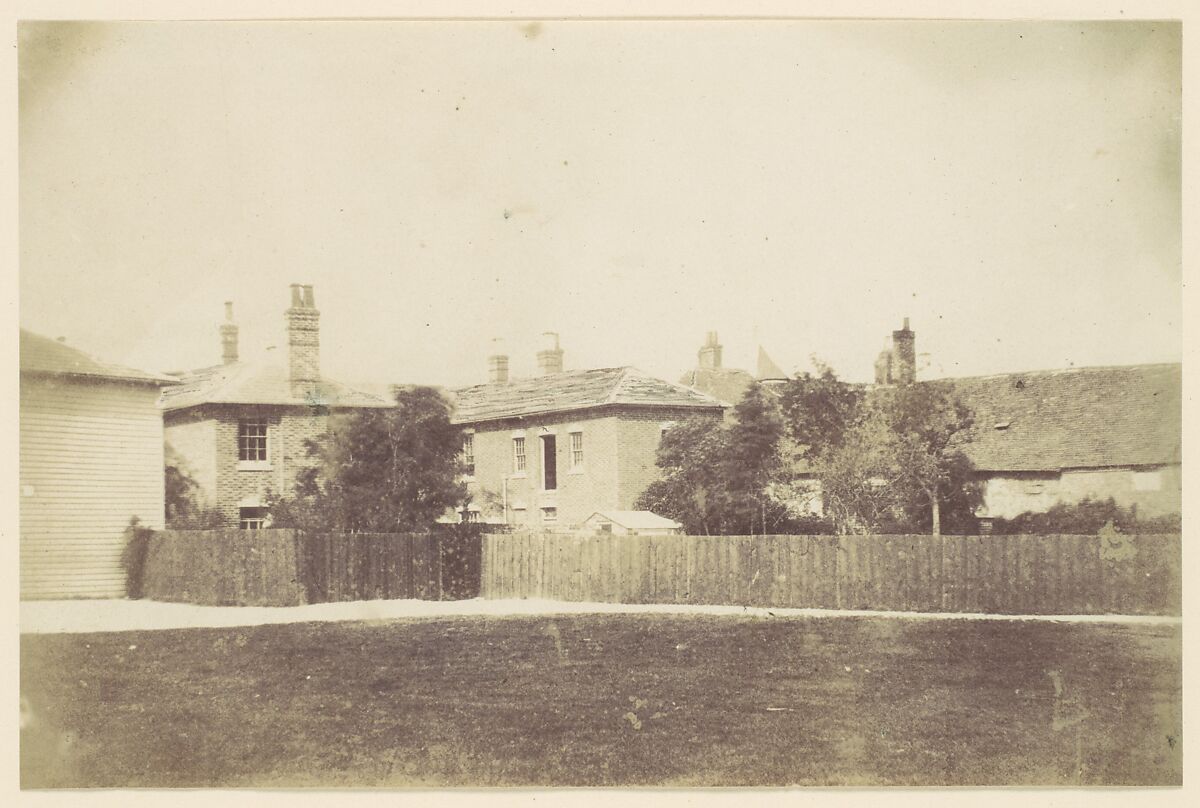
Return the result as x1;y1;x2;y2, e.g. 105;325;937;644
678;366;756;407
451;367;726;424
20;329;179;385
943;363;1182;472
159;359;390;411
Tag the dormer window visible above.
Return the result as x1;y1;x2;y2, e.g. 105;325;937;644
994;421;1011;430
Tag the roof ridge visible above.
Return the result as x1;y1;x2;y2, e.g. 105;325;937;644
606;367;633;404
940;362;1181;383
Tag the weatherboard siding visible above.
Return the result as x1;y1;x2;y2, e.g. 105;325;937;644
20;374;168;599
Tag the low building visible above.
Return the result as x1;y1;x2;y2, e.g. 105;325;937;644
870;319;1182;522
452;336;726;528
160;285;390;528
582;510;683;535
950;363;1182;521
19;329;179;599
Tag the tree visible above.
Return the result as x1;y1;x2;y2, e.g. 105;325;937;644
726;382;789;535
879;381;980;535
637;384;798;536
809;405;909;534
635;416;733;535
269;386;468;533
778;358;867;458
788;366;981;535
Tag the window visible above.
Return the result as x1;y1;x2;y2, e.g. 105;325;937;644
1024;480;1045;496
570;431;584;469
462;433;475;476
512;436;526;472
1132;469;1163;491
541;434;557;490
238;419;269;462
541;506;558;522
239;507;268;530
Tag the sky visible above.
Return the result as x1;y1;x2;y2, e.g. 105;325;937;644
18;19;1181;388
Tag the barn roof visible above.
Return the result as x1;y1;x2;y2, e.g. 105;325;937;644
451;366;726;424
19;329;179;385
159;359;390;412
944;363;1181;472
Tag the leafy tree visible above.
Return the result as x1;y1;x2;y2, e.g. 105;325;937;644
879;381;980;535
809;405;909;534
802;374;980;535
635;416;733;535
637;385;800;536
726;382;789;535
269;386;468;533
778;359;866;458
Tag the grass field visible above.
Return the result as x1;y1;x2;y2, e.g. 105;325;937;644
20;613;1181;787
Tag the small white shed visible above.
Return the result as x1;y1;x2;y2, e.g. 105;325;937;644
582;510;682;535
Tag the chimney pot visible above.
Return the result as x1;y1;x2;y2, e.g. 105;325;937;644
286;284;321;396
891;318;916;385
698;331;723;370
536;331;564;375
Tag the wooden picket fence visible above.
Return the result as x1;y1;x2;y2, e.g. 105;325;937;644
137;528;481;606
481;532;1182;616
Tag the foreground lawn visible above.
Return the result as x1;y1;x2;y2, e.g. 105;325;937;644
21;613;1181;787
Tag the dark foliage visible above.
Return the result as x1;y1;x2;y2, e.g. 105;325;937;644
269;386;468;533
119;518;156;600
778;359;866;457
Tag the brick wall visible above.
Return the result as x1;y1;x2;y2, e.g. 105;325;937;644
467;410;621;528
614;408;722;508
167;404;359;526
465;405;723;529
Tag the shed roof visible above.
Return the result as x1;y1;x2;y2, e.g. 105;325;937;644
20;329;179;385
451;366;726;424
159;359;390;412
944;363;1181;472
585;510;683;530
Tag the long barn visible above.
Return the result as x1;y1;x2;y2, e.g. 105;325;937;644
19;329;178;599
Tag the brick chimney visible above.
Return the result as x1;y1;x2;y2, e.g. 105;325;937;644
487;338;509;384
698;331;723;370
285;284;320;397
891;317;916;385
219;301;239;365
536;332;564;375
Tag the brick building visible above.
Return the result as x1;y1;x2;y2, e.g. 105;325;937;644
160;285;389;528
452;337;726;528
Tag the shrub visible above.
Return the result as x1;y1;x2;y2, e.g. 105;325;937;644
119;518;157;599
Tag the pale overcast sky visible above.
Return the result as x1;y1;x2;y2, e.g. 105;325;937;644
19;19;1181;388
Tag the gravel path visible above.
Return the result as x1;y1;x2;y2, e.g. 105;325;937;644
20;597;1181;634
